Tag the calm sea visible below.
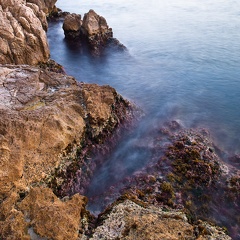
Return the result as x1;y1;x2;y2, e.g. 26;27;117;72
49;0;240;154
48;0;240;236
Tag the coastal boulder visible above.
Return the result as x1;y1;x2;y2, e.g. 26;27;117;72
0;64;137;238
0;0;49;65
81;9;126;55
82;9;111;36
62;9;126;56
63;13;82;39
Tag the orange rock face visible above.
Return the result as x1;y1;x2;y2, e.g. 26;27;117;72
19;187;87;240
0;64;133;198
0;187;87;240
0;64;137;239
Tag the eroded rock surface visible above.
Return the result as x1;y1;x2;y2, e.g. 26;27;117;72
26;0;58;16
63;13;82;39
0;64;137;239
84;199;230;240
0;0;49;65
0;186;87;240
0;64;135;198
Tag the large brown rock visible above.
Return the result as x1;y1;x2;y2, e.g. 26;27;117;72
0;64;135;199
63;13;82;39
82;9;110;36
0;64;136;238
0;0;50;65
81;9;124;56
19;187;87;240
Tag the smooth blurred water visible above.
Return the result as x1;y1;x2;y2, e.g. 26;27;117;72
49;0;240;155
48;2;240;237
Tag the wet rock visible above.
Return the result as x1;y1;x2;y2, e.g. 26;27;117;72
83;199;230;240
63;13;82;39
38;59;65;74
62;9;126;56
0;0;49;65
82;9;111;36
85;122;236;239
82;9;126;56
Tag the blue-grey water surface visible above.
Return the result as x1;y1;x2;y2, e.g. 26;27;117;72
49;0;240;153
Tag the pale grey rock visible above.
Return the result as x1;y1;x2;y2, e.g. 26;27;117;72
86;199;231;240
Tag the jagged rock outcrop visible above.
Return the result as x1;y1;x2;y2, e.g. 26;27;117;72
0;64;137;239
0;0;50;65
26;0;58;16
63;9;126;56
0;64;135;198
83;199;230;240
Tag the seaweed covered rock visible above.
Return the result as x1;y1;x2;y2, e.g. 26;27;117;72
85;121;238;239
120;125;239;239
0;0;50;64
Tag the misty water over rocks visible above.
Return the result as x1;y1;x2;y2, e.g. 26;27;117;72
48;0;240;238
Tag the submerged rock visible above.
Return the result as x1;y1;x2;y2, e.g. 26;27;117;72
84;121;237;239
63;9;126;56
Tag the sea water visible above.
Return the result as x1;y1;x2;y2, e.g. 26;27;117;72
47;0;240;237
48;0;240;154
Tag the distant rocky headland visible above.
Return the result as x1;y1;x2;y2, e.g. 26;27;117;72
0;0;238;239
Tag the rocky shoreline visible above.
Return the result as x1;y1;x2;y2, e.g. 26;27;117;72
0;0;237;239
